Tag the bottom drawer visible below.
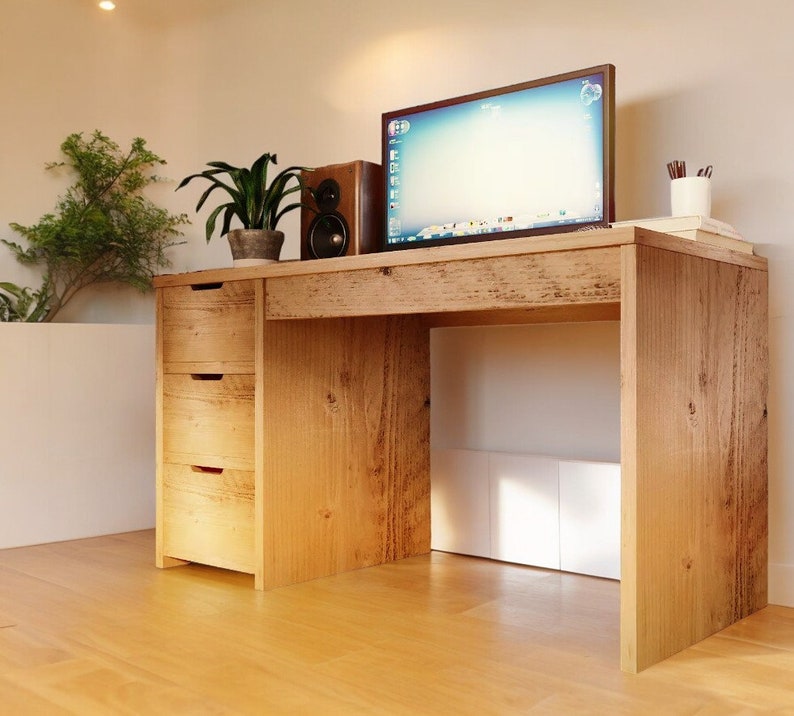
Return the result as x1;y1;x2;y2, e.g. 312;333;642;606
162;463;255;574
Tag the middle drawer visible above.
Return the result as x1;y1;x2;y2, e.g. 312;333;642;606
162;373;255;471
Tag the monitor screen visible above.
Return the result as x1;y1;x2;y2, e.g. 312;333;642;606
382;64;614;251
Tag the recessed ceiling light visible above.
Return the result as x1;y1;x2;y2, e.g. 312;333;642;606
98;1;116;10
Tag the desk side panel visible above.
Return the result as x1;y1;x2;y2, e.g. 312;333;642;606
260;314;431;590
621;244;768;672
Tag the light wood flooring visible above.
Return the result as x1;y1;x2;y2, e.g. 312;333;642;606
1;530;793;714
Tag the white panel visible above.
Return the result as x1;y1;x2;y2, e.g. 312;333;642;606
430;448;490;558
559;460;621;580
0;324;50;481
489;453;560;569
0;324;155;549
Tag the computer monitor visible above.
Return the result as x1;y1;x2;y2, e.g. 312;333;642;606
381;64;615;251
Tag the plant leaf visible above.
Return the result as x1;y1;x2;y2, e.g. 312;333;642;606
220;205;237;237
204;202;230;243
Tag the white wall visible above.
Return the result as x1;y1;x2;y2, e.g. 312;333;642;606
2;0;792;603
0;324;155;547
431;323;621;462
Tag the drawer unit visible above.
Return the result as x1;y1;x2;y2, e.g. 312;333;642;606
157;278;258;577
162;373;255;471
161;280;256;370
162;463;255;573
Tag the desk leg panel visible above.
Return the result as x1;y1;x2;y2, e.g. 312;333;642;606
621;244;768;672
259;314;431;590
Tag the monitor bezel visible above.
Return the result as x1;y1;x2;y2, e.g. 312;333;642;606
380;63;615;252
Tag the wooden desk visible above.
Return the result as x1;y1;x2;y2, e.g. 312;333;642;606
154;227;768;672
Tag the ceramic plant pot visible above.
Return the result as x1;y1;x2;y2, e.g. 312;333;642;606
227;228;284;267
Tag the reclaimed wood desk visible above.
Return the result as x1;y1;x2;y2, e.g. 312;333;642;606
153;227;768;672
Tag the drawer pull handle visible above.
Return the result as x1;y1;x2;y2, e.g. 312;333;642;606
191;282;224;291
191;374;224;381
191;465;224;475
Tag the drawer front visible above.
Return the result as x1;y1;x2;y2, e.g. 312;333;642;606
162;463;255;573
162;373;255;471
161;280;256;368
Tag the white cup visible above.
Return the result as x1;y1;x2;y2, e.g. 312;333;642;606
670;176;711;218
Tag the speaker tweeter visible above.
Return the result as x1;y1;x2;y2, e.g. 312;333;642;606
314;178;341;212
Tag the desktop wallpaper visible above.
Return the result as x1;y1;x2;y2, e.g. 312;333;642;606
386;72;606;244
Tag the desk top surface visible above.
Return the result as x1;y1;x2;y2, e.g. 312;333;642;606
154;226;766;289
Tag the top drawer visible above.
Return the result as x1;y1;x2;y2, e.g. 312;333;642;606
160;280;256;370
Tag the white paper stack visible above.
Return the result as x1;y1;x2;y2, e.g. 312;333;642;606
611;216;753;254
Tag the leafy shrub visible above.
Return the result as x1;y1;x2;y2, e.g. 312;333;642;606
2;130;187;322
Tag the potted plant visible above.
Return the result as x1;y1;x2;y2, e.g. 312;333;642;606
177;152;311;266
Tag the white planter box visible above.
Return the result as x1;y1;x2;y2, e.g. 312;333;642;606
0;323;155;549
431;448;621;579
430;449;490;558
489;452;561;570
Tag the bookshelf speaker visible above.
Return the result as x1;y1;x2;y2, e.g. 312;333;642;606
300;160;383;259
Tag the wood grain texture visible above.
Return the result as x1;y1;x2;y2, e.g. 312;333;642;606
162;360;254;375
2;532;794;713
152;226;765;289
259;314;431;590
161;373;255;471
153;228;769;674
634;228;766;270
422;302;620;328
620;243;768;673
161;464;255;573
155;289;171;568
254;279;266;589
265;247;622;319
153;229;632;288
161;280;256;367
619;246;639;672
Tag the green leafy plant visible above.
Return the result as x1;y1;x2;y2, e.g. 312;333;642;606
177;152;311;242
2;130;188;322
0;281;49;322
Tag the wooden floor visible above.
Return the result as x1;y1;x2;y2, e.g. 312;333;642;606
0;531;793;714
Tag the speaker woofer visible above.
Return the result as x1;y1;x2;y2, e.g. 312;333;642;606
307;212;349;259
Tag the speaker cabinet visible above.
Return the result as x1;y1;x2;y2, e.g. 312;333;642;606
301;160;383;260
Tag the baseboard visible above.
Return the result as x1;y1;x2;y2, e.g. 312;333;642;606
769;562;794;607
